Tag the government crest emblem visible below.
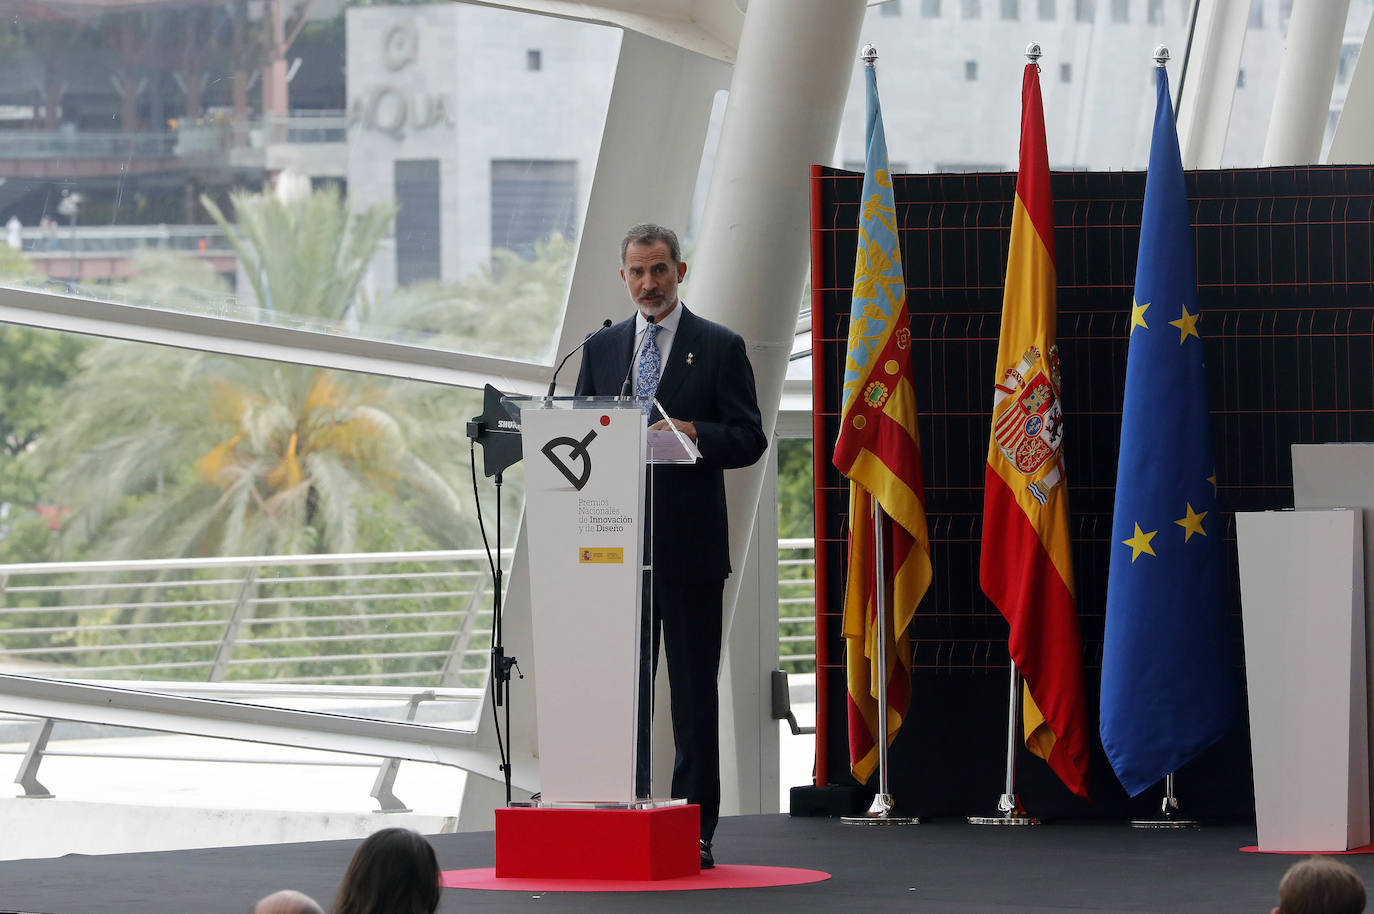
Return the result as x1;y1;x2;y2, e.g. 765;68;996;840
991;345;1066;501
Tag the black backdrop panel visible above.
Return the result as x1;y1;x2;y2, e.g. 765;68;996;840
811;165;1374;819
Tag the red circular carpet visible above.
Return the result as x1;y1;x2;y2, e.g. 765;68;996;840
441;864;831;892
1240;844;1374;854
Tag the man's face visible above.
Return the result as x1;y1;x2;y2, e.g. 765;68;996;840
621;240;687;320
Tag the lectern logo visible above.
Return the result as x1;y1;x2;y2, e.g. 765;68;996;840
541;430;598;490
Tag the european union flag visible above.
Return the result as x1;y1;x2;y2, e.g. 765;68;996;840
1099;64;1238;797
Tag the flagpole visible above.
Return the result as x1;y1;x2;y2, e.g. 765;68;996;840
968;660;1038;825
1117;48;1200;833
969;39;1054;828
843;492;917;826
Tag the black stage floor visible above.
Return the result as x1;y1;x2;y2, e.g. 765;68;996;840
0;814;1361;913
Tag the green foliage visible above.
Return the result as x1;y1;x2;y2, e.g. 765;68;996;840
202;184;396;325
379;235;572;362
776;438;817;673
0;326;84;458
1;189;570;684
777;437;815;540
105;249;233;313
33;186;473;564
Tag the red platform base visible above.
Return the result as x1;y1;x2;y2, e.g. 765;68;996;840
494;805;700;880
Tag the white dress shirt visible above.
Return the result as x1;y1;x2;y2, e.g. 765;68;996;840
632;300;683;383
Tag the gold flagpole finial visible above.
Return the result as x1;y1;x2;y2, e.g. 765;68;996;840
1153;45;1170;68
1025;42;1042;64
861;44;878;67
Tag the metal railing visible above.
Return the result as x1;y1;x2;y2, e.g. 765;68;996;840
0;540;818;809
0;550;501;688
0;130;177;160
17;224;232;256
778;537;817;675
0;110;348;162
0;541;817;685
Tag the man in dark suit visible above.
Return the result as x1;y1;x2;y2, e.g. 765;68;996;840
575;223;767;869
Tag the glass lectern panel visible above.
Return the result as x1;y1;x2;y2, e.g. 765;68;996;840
501;395;700;465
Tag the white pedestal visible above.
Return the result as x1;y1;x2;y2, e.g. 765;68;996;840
1236;508;1370;851
1293;441;1374;813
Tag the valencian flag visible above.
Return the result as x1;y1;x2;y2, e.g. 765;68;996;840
979;62;1090;799
834;60;933;783
1099;64;1237;797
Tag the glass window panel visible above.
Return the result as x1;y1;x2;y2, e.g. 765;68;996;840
924;0;942;17
0;2;620;366
882;0;904;16
1002;0;1021;19
1112;0;1130;23
834;0;1190;176
1224;0;1374;166
1040;0;1057;19
395;159;442;286
490;159;577;262
0;322;514;708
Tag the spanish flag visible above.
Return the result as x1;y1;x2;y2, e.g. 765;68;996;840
834;61;933;784
979;62;1090;799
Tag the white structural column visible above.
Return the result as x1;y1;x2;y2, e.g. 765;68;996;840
1262;0;1352;166
551;31;730;364
1175;0;1249;170
686;0;868;817
1326;9;1374;163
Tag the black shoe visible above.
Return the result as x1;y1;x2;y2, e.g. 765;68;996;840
699;839;714;870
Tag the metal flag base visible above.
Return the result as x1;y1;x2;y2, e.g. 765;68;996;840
968;793;1040;826
1130;785;1199;828
842;792;920;826
1132;786;1198;824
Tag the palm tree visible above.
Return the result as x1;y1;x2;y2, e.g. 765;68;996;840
35;184;480;561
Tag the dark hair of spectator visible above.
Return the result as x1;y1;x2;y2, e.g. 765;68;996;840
331;828;441;914
1278;855;1367;914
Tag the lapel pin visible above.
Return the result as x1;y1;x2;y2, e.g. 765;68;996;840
686;352;694;366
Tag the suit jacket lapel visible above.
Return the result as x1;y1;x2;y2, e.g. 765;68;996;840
654;305;699;406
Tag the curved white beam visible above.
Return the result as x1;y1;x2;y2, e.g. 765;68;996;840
1262;0;1352;166
1176;0;1249;170
1326;7;1374;163
0;284;549;394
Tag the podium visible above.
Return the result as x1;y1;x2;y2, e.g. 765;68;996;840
1236;506;1370;852
494;395;701;879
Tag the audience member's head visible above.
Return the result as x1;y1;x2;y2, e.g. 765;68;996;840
252;889;324;914
1274;856;1367;914
332;827;441;914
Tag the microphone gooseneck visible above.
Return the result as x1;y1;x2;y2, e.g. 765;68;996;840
619;312;657;398
547;318;613;398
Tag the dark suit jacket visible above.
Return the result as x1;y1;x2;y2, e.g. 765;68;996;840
574;305;767;582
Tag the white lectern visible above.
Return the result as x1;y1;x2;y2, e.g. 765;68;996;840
1236;508;1370;851
494;395;703;881
512;396;697;804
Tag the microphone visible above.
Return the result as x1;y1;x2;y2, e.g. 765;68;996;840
547;319;612;398
619;313;657;398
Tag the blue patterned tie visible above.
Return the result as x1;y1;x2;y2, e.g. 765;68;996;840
635;323;662;402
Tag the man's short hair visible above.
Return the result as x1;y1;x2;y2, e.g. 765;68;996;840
1278;856;1367;914
620;223;681;266
252;889;324;914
